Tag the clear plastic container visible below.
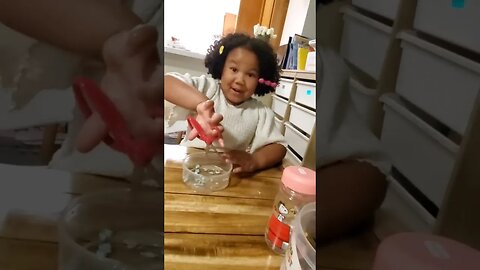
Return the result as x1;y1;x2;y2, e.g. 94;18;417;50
58;188;164;270
281;202;316;270
182;151;232;193
265;166;316;255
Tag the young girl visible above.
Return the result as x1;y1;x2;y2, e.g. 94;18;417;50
165;33;287;174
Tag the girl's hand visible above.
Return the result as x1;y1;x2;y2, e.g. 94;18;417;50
188;100;224;147
75;24;163;153
222;150;259;174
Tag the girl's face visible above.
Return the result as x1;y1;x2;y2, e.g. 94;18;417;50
220;47;260;105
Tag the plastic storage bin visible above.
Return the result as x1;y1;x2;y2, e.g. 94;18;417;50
275;78;295;99
294;81;316;109
272;95;289;119
286;147;302;165
341;7;393;80
349;78;378;131
274;116;285;134
380;94;459;206
414;0;480;54
352;0;400;20
284;123;309;159
395;32;480;135
288;102;316;136
376;175;436;238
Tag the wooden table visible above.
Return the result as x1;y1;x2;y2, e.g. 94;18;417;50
163;144;285;269
163;145;379;270
0;144;285;269
0;144;379;269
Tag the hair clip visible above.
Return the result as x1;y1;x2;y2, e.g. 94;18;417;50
219;45;224;55
258;78;277;88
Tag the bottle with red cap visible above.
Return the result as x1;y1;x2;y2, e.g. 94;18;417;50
265;166;316;254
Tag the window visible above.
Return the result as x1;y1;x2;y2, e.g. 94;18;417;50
165;0;241;55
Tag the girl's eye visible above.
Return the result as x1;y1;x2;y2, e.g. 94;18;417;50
230;67;238;72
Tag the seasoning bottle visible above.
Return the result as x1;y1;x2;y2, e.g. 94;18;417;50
265;166;316;254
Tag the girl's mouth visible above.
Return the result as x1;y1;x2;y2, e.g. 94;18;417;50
232;88;241;94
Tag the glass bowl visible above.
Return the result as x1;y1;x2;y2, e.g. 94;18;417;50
58;188;163;270
182;151;232;192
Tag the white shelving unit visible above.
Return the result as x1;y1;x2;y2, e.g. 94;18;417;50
320;0;480;246
271;70;316;170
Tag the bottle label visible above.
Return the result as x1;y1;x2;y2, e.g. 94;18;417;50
285;234;302;270
267;213;291;250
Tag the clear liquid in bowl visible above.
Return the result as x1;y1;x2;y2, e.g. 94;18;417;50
182;152;232;192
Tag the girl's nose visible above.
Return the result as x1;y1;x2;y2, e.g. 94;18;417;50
234;74;245;85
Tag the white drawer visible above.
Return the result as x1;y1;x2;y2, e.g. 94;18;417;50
284;122;309;158
340;7;392;80
380;94;459;206
396;32;480;135
274;116;285;135
271;95;289;119
352;0;400;20
289;102;315;136
375;175;436;238
414;0;480;54
286;147;302;165
294;81;316;109
275;78;295;99
349;78;378;131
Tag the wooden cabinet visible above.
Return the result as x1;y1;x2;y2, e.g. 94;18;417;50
236;0;290;51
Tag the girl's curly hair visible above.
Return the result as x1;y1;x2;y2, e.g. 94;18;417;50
204;33;280;96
